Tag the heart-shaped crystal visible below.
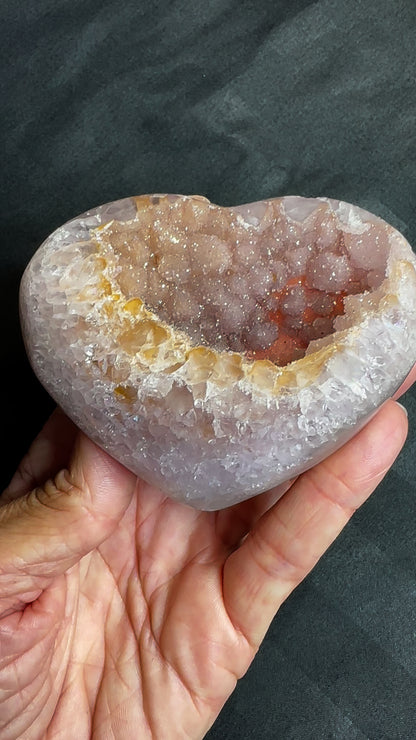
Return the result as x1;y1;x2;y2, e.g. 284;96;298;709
20;195;416;509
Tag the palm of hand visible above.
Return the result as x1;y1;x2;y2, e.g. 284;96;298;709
59;492;268;739
0;412;283;739
0;399;409;739
46;494;255;738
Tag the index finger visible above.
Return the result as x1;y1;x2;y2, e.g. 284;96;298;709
223;400;408;649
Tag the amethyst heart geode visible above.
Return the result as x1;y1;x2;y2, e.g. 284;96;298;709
20;195;416;509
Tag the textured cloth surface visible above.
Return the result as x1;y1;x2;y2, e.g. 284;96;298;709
1;1;416;738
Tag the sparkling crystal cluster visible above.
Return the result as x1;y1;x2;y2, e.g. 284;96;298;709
20;195;416;509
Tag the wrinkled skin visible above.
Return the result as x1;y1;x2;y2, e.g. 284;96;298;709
0;367;414;739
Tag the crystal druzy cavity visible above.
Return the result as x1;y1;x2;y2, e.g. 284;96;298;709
20;195;416;509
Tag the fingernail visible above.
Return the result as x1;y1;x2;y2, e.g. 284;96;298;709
396;401;408;418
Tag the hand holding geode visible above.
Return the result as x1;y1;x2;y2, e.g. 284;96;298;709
20;195;416;509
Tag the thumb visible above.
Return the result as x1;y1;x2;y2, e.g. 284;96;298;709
0;433;136;616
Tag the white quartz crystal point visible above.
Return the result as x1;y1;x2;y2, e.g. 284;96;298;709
20;194;416;510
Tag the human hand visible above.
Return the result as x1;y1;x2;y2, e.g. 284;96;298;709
0;369;414;739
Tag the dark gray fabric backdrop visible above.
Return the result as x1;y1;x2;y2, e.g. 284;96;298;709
1;1;416;738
